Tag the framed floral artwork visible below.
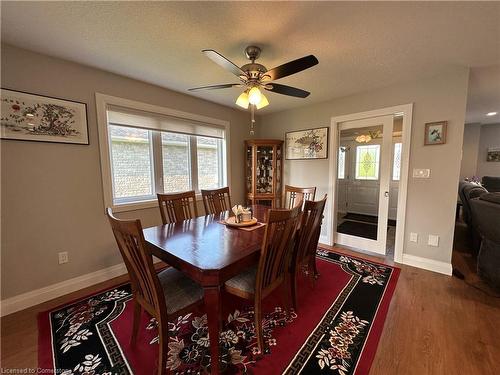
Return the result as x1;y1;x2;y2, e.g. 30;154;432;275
285;127;329;160
0;88;88;145
424;121;447;145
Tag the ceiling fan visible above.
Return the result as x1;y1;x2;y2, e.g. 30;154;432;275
189;46;319;110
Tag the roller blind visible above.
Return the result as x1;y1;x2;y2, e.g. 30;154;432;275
107;105;225;139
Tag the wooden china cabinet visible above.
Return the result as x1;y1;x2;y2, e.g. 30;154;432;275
245;139;284;208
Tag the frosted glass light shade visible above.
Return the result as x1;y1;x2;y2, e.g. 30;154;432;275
256;93;269;109
236;91;249;109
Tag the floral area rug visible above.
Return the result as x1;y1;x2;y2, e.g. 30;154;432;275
38;250;400;375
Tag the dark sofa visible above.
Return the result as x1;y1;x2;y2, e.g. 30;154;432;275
482;176;500;193
469;193;500;290
458;181;488;254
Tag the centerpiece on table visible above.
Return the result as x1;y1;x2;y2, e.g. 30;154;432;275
225;205;258;227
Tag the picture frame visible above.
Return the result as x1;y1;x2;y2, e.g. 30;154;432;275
487;147;500;162
285;126;329;160
1;88;89;145
424;121;447;145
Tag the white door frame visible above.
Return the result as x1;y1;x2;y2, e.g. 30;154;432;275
335;115;394;255
326;104;413;263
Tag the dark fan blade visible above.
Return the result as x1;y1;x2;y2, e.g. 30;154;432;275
188;83;242;92
264;55;318;81
202;49;245;77
265;83;310;98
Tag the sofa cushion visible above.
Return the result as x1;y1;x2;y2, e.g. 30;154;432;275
480;192;500;205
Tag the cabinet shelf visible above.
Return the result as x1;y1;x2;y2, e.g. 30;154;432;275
245;139;283;208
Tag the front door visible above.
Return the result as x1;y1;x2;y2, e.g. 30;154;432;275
335;115;394;254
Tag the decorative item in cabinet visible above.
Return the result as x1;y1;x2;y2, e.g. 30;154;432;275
245;139;284;207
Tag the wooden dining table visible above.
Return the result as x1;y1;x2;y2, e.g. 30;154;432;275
143;204;269;374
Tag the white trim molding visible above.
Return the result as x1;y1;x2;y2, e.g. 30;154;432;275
328;103;413;264
401;254;452;276
1;263;126;316
0;258;162;317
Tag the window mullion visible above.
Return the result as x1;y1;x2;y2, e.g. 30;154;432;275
152;131;163;194
190;136;199;192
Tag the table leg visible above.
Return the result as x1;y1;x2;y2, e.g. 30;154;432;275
204;285;222;374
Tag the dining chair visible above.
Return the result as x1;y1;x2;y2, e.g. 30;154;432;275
106;208;204;375
157;190;199;225
291;195;328;310
224;204;302;354
201;186;232;215
283;185;316;209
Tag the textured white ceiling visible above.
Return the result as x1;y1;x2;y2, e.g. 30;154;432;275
1;1;499;115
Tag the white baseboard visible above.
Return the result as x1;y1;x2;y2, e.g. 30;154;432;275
0;258;163;317
401;254;452;276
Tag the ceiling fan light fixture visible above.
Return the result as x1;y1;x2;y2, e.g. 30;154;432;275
248;86;262;105
235;91;249;109
256;93;269;109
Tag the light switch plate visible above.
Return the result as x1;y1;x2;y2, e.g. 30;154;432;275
413;168;431;178
428;235;439;247
410;232;418;243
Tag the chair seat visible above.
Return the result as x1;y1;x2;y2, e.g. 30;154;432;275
225;265;257;294
157;267;204;315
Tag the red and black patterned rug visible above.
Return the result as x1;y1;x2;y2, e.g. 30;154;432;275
38;250;399;374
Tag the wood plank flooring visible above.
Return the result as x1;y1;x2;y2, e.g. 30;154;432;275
1;246;499;374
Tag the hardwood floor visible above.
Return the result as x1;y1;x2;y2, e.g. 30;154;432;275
1;246;499;374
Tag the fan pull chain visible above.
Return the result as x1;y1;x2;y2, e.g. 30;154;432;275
250;104;255;135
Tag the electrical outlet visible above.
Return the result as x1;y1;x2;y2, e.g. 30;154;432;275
428;235;439;247
410;232;418;243
58;251;69;264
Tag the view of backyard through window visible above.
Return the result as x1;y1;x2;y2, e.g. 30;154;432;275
109;125;224;203
110;125;153;198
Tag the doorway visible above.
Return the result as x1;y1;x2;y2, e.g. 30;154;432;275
328;104;413;262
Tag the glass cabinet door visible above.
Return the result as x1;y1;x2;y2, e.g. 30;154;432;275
246;145;253;194
275;144;282;198
256;145;274;194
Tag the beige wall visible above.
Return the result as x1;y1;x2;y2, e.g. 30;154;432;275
1;45;251;299
476;123;500;178
460;124;481;180
258;67;469;264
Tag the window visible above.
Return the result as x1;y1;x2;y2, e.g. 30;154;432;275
393;142;402;181
197;136;224;190
109;125;154;201
338;147;346;179
355;145;380;180
161;133;191;193
99;96;228;209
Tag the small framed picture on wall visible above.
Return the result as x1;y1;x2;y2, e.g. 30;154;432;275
424;121;447;145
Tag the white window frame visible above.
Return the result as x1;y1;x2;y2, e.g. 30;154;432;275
96;93;231;213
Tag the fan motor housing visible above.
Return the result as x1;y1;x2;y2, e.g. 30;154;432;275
241;63;267;79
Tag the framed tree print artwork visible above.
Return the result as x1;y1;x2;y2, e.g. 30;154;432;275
0;88;89;145
285;126;329;160
424;121;447;145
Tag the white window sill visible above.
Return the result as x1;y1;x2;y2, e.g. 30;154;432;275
110;193;204;213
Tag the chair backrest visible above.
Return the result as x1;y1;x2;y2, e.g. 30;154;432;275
295;195;328;265
157;190;198;224
106;208;166;316
283;185;316;209
256;204;302;296
201;187;232;215
482;176;500;193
